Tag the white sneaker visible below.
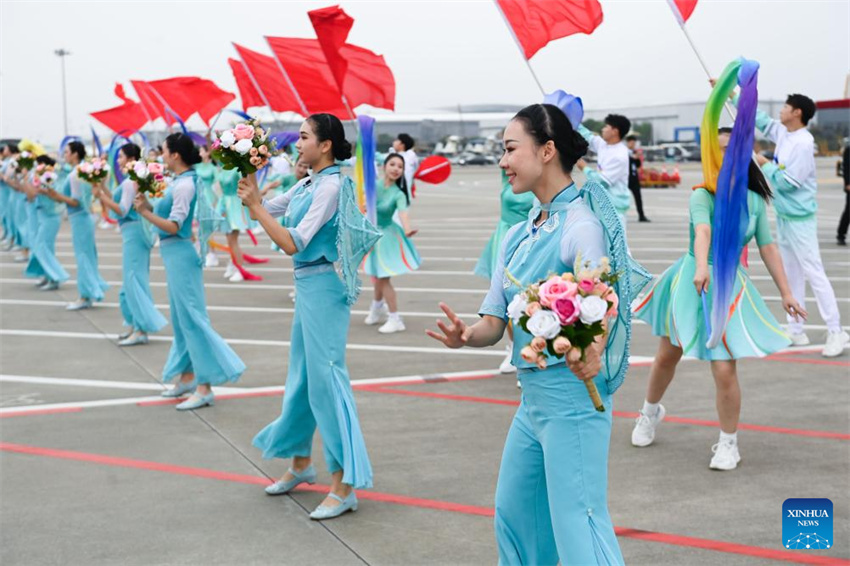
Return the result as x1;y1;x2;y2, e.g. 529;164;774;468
364;303;389;325
788;332;810;346
709;440;741;471
378;316;405;334
631;404;666;447
204;252;220;268
229;270;244;283
223;262;237;279
98;220;111;230
822;330;850;358
499;344;516;374
12;253;27;263
289;290;296;303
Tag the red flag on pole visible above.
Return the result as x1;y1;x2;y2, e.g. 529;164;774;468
228;58;265;111
232;43;306;114
145;77;235;124
308;5;354;92
496;0;603;59
667;0;698;25
266;37;395;115
90;101;148;133
131;80;173;125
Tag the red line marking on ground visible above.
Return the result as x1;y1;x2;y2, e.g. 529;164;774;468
0;407;83;418
2;441;846;565
364;388;850;441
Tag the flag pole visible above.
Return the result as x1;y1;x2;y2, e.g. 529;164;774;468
668;6;736;121
492;0;546;96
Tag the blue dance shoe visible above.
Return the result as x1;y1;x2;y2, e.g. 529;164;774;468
161;380;197;398
309;492;358;521
175;392;214;411
265;465;318;495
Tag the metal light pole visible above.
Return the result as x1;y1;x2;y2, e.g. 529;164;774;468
54;49;71;136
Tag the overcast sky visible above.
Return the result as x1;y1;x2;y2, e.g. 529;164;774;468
1;0;848;142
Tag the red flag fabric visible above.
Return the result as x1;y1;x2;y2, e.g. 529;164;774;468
414;155;452;185
308;5;354;91
90;101;148;133
145;77;235;124
114;83;135;104
496;0;603;59
131;80;173;124
228;58;265;111
266;37;395;115
232;43;306;114
339;43;395;111
667;0;698;25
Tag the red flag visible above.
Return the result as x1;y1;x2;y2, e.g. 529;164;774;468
339;43;395;111
114;83;135;104
131;80;172;124
145;77;235;124
228;58;265;111
266;37;348;116
232;43;306;114
308;5;354;91
496;0;603;59
667;0;698;25
266;37;395;116
90;101;148;133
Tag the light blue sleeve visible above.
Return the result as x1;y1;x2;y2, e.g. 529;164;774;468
583;166;609;189
578;124;604;154
560;212;606;269
478;226;519;322
761;162;799;193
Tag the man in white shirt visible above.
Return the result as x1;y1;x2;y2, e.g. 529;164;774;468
392;133;419;198
742;92;848;357
577;115;633;230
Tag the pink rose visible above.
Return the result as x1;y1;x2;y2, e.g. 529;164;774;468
530;336;546;353
593;282;609;297
249;147;259;157
148;163;163;175
154;174;164;182
258;145;268;155
249;156;261;166
553;336;572;355
233;123;255;141
604;290;619;316
211;139;221;150
525;302;542;317
553;296;580;325
578;279;596;295
520;346;537;364
539;277;578;307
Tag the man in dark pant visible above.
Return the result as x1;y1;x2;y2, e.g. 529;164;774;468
838;140;849;246
626;135;650;222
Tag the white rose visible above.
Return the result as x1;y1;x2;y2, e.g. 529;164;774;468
506;293;528;322
526;310;561;340
579;295;608;325
233;138;253;155
219;130;236;149
133;161;149;179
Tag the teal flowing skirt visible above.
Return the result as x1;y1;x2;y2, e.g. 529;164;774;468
160;238;245;385
216;194;255;232
68;211;109;301
24;210;68;283
119;221;167;334
634;253;791;360
363;222;421;278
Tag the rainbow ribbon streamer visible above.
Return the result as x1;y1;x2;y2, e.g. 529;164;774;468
701;57;760;349
354;115;377;225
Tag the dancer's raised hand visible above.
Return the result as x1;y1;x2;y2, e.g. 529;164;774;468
426;302;472;349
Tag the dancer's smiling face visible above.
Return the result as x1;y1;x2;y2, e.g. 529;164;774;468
499;119;551;194
384;155;404;183
296;119;330;168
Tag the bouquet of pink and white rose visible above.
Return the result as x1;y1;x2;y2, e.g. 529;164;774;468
506;254;620;412
210;120;276;177
32;163;58;192
76;157;110;184
125;160;167;199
